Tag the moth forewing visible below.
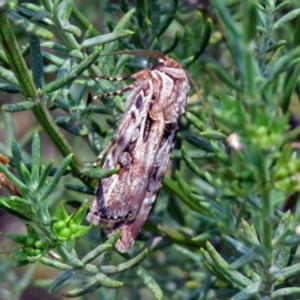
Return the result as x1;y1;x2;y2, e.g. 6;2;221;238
87;51;190;253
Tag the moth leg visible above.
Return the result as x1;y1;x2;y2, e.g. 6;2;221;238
95;69;150;83
93;85;134;100
94;70;151;100
93;140;113;167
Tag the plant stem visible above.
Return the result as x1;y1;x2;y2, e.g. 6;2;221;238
261;186;273;291
0;11;97;190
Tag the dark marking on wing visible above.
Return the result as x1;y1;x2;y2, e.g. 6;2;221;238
135;94;143;109
143;114;153;141
131;111;136;120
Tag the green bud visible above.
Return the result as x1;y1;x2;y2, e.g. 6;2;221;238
59;228;71;238
34;249;42;256
34;240;43;249
53;220;67;232
69;223;79;234
255;126;268;136
25;237;36;246
24;247;35;256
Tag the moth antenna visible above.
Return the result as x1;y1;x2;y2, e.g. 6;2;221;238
184;70;215;127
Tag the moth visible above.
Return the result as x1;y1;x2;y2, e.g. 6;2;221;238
87;51;190;253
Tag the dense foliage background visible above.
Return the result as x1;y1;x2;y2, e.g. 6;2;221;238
1;0;300;299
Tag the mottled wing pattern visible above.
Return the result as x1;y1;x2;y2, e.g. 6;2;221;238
110;127;178;252
87;57;189;252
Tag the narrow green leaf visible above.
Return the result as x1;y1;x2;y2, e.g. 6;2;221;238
163;177;205;215
41;51;65;67
136;1;146;29
273;8;300;30
49;270;75;293
54;203;69;222
201;248;244;290
40;257;71;271
0;162;27;193
293;16;300;47
56;121;83;136
30;36;45;89
0;49;8;64
20;162;32;187
73;82;87;106
98;9;136;73
271;288;300;298
40;154;73;201
137;267;163;300
206;241;253;287
210;0;245;84
156;0;178;38
273;211;293;269
0;199;30;221
185;18;212;68
26;225;40;238
32;11;52;23
266;40;287;53
0;83;20;94
60;24;81;36
17;5;53;25
120;0;130;13
55;0;73;21
278;263;300;283
241;219;260;245
259;48;300;90
81;243;113;265
230;252;259;270
64;184;94;195
2;232;28;245
272;1;290;14
42;47;102;94
40;42;69;52
263;45;285;76
0;66;19;86
10;250;29;266
7;11;53;40
185;111;208;132
181;146;205;178
163;31;181;54
242;1;257;43
210;0;239;37
2;101;34;112
82;166;119;179
179;132;214;152
193;229;219;241
70;202;89;224
36;161;54;192
256;8;266;29
10;196;34;206
206;62;241;91
64;273;122;297
150;0;160;36
82;30;133;48
231;282;262;300
101;248;148;275
71;225;91;238
31;131;40;186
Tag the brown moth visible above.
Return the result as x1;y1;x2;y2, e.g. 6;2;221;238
86;51;189;253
